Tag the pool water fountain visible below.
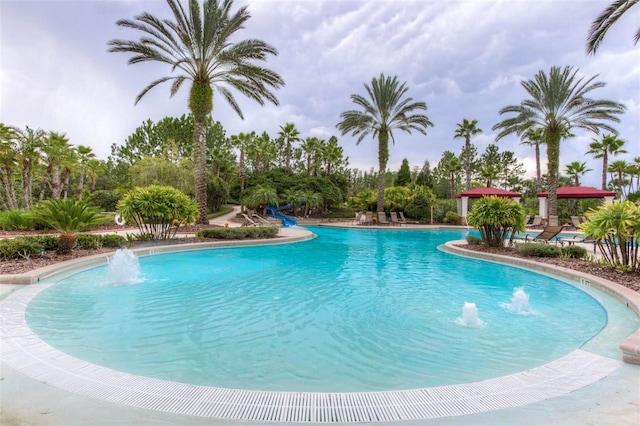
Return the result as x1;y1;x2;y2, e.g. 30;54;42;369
504;287;532;314
107;248;141;285
456;302;484;327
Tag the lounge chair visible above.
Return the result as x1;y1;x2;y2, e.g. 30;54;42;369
527;225;565;245
377;211;390;225
530;215;542;228
398;211;418;224
390;211;402;225
560;234;597;252
241;213;258;227
358;211;373;225
570;216;582;228
548;215;559;227
525;215;534;225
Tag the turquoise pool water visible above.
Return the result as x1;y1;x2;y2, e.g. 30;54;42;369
26;227;608;392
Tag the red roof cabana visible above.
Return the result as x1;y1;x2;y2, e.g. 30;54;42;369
537;186;616;199
456;187;522;219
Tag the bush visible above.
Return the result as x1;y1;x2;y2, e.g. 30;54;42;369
76;234;103;250
515;243;561;257
101;234;127;248
26;235;60;251
207;175;230;213
404;194;433;221
433;199;457;222
0;209;35;230
444;211;459;224
467;196;526;248
561;245;587;259
465;235;483;245
86;190;123;211
326;207;357;218
117;185;199;240
195;227;279;240
0;238;43;260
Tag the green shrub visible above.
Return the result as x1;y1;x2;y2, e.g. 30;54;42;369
0;238;43;260
444;211;459;224
0;209;35;230
326;207;357;218
101;234;127;248
76;234;103;250
86;190;123;211
118;185;198;240
25;235;60;251
561;245;587;259
195;227;279;240
465;235;483;245
404;194;433;221
433;199;457;222
515;243;561;257
467;196;526;248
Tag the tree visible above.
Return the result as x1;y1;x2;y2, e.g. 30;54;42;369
586;134;627;190
395;158;412;186
323;136;344;177
40;132;74;201
15;126;45;208
453;118;482;191
564;161;592;186
520;127;544;192
586;0;639;55
278;123;301;173
607;160;630;197
337;73;433;212
109;0;284;224
467;196;526;248
493;65;625;217
415;160;433;188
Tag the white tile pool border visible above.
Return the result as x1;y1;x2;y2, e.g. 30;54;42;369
0;283;622;422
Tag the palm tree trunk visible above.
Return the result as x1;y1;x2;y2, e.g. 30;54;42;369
285;140;291;173
239;148;245;193
465;137;471;190
50;166;62;199
189;81;213;225
22;159;32;209
547;134;561;217
535;143;541;192
602;153;608;190
377;131;390;212
77;172;85;200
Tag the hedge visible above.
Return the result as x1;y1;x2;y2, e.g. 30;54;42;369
514;243;562;257
195;227;279;240
0;234;127;259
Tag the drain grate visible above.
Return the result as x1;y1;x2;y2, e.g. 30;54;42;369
1;285;621;423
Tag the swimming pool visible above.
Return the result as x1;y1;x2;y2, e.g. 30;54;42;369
25;227;609;392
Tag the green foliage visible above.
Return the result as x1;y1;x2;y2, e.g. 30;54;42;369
33;199;110;234
326;207;357;218
515;243;561;257
444;211;460;224
117;185;199;240
195;227;278;239
404;194;433;221
384;186;411;211
75;234;103;250
467;196;526;247
395;158;412;186
465;235;483;245
560;245;587;259
100;234;127;248
86;190;123;211
580;200;639;271
207;175;230;213
26;235;59;251
628;191;640;203
0;209;35;230
129;156;194;195
347;190;377;211
0;237;43;260
433;199;457;222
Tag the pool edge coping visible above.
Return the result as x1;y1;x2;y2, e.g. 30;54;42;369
442;240;640;365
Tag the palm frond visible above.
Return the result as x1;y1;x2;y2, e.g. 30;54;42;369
587;0;639;54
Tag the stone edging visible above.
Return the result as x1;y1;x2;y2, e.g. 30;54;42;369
441;240;640;365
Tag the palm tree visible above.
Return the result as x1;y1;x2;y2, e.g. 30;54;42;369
453;118;482;191
323;137;344;177
300;137;322;175
109;0;284;224
0;124;19;210
40;132;74;201
493;65;625;216
607;160;630;197
278;123;301;173
75;145;96;200
564;161;592;186
586;0;639;55
14;126;45;209
586;134;627;190
337;74;433;212
229;132;254;194
520;127;544;192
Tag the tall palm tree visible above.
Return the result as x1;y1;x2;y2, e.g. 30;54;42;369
75;145;96;200
586;0;639;55
493;65;625;216
229;132;254;194
564;161;592;186
453;118;482;191
278;123;301;173
586;134;627;190
520;127;544;192
607;160;630;197
109;0;284;224
15;126;45;209
337;73;433;212
40;132;74;201
0;124;19;209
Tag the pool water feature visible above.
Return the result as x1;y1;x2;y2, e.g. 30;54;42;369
27;228;609;392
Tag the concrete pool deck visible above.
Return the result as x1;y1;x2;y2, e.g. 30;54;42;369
1;224;639;425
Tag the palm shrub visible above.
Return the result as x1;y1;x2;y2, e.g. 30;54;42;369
117;185;198;240
0;209;35;230
467;196;526;247
580;200;639;271
33;199;110;254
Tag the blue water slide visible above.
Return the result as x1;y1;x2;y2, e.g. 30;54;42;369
266;205;297;227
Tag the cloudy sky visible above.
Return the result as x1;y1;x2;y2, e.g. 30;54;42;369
2;0;639;188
